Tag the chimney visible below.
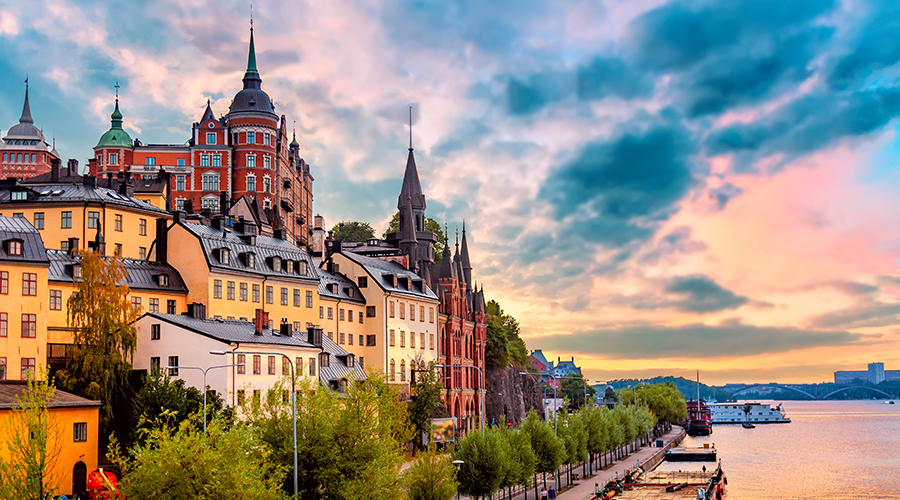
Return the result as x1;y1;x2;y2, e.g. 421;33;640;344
159;169;171;212
173;211;184;224
210;215;225;231
82;174;96;189
274;228;285;240
280;320;291;337
67;159;78;175
254;308;269;335
107;173;116;190
155;218;168;264
234;218;246;234
67;237;79;255
187;302;206;320
184;199;194;214
120;172;134;197
50;158;60;183
307;326;323;347
326;259;335;274
314;215;324;230
220;191;230;214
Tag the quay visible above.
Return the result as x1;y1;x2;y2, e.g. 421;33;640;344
664;445;716;462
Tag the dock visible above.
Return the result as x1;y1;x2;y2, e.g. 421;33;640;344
663;446;716;462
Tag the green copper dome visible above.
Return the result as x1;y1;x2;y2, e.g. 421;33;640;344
95;100;132;148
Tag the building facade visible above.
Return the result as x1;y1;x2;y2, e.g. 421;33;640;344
0;82;60;180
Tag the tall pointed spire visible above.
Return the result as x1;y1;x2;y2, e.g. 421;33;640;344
241;18;263;91
398;105;426;212
200;99;216;123
460;221;473;292
20;77;33;125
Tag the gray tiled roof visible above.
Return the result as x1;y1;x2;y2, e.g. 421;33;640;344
0;216;48;264
47;250;188;294
317;267;365;304
0;381;100;409
143;313;317;348
318;333;367;384
181;221;318;282
530;349;551;369
0;182;168;215
340;251;438;301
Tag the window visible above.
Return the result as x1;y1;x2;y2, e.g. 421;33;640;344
109;152;118;165
319;353;330;368
240;283;248;301
73;266;82;280
400;331;405;348
227;281;235;300
268;356;276;375
201;154;210;167
114;243;122;256
11;191;26;201
176;175;185;191
247;174;256;192
0;313;6;337
411;331;415;348
285;260;293;273
280;287;288;306
207;132;216;145
213;155;221;167
263;176;271;193
400;360;406;382
306;290;313;308
390;329;395;347
389;301;395;318
139;219;147;236
21;358;35;379
12;213;23;218
219;248;230;265
146;157;156;166
293;289;301;307
340;332;345;344
247;131;256;144
348;333;353;345
366;306;375;317
150;323;161;340
237;354;246;374
358;276;367;288
429;307;435;323
430;334;435;350
167;300;177;314
202;173;219;191
49;290;62;310
213;280;222;299
264;156;271;170
348;310;354;322
296;357;303;376
248;155;256;168
264;133;271;146
0;271;7;294
20;314;36;338
131;296;142;312
359;335;364;345
176;199;185;210
390;359;396;381
149;298;159;313
88;211;100;229
359;313;363;324
7;240;22;256
253;355;261;375
327;332;333;340
114;214;123;232
252;284;261;303
420;332;425;350
33;213;44;230
400;303;405;320
150;357;160;372
72;422;88;442
139;247;147;259
61;211;72;229
22;273;37;296
339;309;345;321
266;286;274;304
309;357;316;376
177;158;186;167
410;305;415;321
168;356;178;376
327;307;333;320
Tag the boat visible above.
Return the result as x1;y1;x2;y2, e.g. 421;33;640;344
685;399;713;436
742;422;755;429
666;444;717;462
886;400;895;405
709;402;790;424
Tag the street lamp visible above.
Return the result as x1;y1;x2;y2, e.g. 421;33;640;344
164;362;244;432
434;364;485;435
212;349;298;500
452;460;465;500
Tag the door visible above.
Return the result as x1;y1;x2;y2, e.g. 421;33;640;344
72;461;87;498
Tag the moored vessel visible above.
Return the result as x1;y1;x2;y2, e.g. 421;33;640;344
710;402;790;424
685;400;713;436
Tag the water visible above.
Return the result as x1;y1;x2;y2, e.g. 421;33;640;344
666;400;900;499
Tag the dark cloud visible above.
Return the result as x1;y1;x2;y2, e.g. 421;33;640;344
809;302;900;329
639;226;708;265
827;0;900;89
663;275;749;313
529;321;868;360
707;182;743;210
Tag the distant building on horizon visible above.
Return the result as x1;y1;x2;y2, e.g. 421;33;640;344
834;362;897;385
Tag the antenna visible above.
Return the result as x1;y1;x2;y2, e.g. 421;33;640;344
408;105;413;151
114;82;120;102
250;3;254;31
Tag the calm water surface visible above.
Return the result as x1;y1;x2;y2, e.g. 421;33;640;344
661;400;900;499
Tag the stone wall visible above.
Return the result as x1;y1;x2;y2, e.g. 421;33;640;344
485;365;543;426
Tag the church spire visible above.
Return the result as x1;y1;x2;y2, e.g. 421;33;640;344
460;221;472;292
20;77;33;125
242;21;262;90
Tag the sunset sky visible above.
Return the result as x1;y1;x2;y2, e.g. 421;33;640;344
3;0;900;384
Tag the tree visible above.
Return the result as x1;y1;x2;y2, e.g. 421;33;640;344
455;428;512;499
0;374;62;500
520;411;565;487
560;375;596;410
485;300;529;367
384;212;447;262
331;221;375;242
115;417;283;500
604;386;618;403
58;250;140;428
619;382;686;425
408;362;446;450
405;448;458;500
502;428;536;493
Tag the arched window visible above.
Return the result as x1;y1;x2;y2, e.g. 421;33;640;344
389;359;396;381
246;174;256;192
400;360;406;382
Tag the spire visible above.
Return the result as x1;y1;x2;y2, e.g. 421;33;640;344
398;147;426;211
242;22;263;90
290;127;299;148
460;221;473;292
409;104;413;151
200;99;216;123
401;196;418;245
19;77;33;125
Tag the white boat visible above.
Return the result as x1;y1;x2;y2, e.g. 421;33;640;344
709;402;791;424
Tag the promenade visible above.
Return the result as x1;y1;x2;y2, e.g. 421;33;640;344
459;425;686;500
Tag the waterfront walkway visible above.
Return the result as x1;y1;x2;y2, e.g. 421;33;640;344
460;425;685;500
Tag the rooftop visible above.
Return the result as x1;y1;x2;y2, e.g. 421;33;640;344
339;251;438;301
0;381;101;409
47;249;188;294
0;215;49;265
0;180;169;216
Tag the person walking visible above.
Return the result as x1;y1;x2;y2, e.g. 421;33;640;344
548;486;557;499
540;487;548;500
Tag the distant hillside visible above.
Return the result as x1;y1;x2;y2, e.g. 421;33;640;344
601;376;734;402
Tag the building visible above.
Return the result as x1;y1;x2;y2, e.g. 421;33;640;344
834;365;900;384
316;266;369;366
528;349;558;390
133;311;365;406
0;82;61;180
554;356;582;379
0;381;100;498
869;362;885;385
89;27;314;249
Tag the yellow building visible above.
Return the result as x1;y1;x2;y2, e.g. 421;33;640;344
0;381;100;498
316;267;369;367
0;175;171;261
0;216;50;381
164;214;320;329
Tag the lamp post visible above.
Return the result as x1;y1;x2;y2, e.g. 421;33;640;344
164;362;244;432
435;364;485;435
452;460;465;500
212;349;298;500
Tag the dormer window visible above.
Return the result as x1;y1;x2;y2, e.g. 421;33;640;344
11;191;26;201
6;240;23;256
71;265;82;280
398;277;409;290
157;275;169;286
218;248;230;265
285;260;294;274
319;352;330;368
298;261;307;276
271;256;281;271
328;283;338;294
242;252;256;268
347;354;355;368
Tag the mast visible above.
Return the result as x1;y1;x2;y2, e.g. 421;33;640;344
697;370;700;403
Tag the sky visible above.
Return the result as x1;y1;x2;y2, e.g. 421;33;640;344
3;0;900;385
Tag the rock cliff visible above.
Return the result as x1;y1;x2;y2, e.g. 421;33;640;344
485;365;542;426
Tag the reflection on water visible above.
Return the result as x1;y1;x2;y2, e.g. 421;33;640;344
679;400;900;499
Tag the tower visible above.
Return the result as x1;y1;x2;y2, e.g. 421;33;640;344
1;79;60;179
92;84;133;177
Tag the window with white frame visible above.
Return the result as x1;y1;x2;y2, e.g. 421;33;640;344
247;131;256;144
263;176;271;193
247;155;256;168
247;174;256;192
206;132;216;145
202;173;219;191
110;153;118;165
201;154;210;167
176;175;185;191
264;156;271;169
264;133;271;146
201;196;219;211
212;154;221;167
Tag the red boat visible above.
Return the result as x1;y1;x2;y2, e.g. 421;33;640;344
685;399;712;436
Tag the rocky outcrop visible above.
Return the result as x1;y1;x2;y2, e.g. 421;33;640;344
485;365;542;426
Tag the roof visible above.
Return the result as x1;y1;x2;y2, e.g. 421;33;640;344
228;29;275;117
339;251;438;301
318;333;367;384
22;166;82;185
143;312;318;348
0;216;49;265
317;266;366;304
0;381;101;409
530;350;552;369
398;149;425;210
0;181;169;215
47;250;188;293
96;100;133;148
4;83;43;142
180;221;317;282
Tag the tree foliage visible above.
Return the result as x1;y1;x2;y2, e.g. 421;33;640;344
455;428;512;499
560;374;596;410
58;250;140;426
485;300;528;369
0;374;62;500
408;362;446;449
405;448;458;500
331;221;376;242
618;382;686;425
384;212;447;262
520;411;565;476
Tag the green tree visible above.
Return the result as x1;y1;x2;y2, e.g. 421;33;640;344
331;221;376;242
384;212;447;261
520;411;565;488
58;250;140;428
560;375;596;409
405;448;458;500
0;374;62;500
455;428;512;500
408;363;445;450
115;417;283;500
502;428;536;492
619;382;686;425
485;300;529;368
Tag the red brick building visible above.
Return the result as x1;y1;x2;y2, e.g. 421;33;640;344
88;27;314;248
0;82;60;180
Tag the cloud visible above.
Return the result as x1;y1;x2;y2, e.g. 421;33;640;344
530;321;868;360
809;301;900;329
662;275;749;313
827;0;900;89
707;182;743;210
639;226;708;265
